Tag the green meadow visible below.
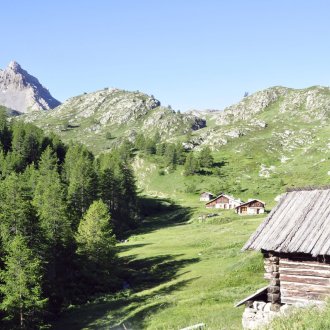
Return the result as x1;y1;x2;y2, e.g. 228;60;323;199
53;200;265;329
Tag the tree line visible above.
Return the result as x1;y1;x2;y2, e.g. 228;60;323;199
133;132;214;175
0;108;138;328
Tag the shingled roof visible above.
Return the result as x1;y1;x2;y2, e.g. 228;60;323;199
243;188;330;257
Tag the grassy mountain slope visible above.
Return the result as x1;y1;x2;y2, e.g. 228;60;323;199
23;85;330;197
22;85;330;329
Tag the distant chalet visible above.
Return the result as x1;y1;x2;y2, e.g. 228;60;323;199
205;193;241;209
243;188;330;306
235;199;265;215
200;192;215;202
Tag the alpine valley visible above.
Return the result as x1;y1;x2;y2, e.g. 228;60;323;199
0;61;330;329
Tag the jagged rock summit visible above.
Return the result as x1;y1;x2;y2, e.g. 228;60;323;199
0;60;61;113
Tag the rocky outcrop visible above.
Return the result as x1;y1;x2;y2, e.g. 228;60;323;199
0;61;60;113
23;88;206;151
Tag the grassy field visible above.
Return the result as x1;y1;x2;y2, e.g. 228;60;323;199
52;140;330;329
48;85;330;329
53;198;266;330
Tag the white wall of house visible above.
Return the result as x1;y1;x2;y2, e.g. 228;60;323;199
215;202;240;209
247;207;265;215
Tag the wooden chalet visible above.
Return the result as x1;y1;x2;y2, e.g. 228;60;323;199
200;192;215;202
235;199;265;215
205;193;241;209
242;188;330;307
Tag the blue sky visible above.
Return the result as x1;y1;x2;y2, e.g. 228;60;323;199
1;0;330;111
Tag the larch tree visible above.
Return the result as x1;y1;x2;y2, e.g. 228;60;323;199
76;200;115;263
0;173;37;248
199;146;214;168
0;235;47;329
184;152;199;176
64;144;98;228
33;147;72;245
75;200;116;291
32;147;73;311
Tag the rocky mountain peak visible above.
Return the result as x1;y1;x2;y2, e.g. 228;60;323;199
0;61;61;113
7;60;21;72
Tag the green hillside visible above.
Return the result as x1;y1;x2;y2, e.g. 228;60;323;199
20;85;330;329
22;85;330;197
53;200;265;330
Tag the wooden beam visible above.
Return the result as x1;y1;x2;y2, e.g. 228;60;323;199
280;274;330;286
280;260;330;271
281;288;326;300
281;281;330;294
280;267;330;278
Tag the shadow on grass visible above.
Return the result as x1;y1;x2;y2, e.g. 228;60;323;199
134;195;195;236
55;277;197;330
52;197;199;330
120;254;199;292
52;254;199;330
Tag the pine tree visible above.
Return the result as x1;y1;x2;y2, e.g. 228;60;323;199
75;200;116;292
184;152;199;176
0;235;47;328
199;146;214;168
33;147;72;245
175;143;186;165
116;163;138;230
64;145;98;227
0;173;38;248
99;167;118;212
164;143;177;171
33;150;72;312
0;106;12;153
11;122;44;172
76;200;115;262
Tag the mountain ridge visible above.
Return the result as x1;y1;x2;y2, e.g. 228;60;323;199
20;84;330;156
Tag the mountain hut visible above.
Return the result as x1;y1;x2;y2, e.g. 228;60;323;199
236;188;330;329
235;199;265;215
205;193;241;209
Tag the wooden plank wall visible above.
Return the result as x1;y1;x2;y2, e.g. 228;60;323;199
279;257;330;305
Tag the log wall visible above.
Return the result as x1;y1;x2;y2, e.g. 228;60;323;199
279;257;330;305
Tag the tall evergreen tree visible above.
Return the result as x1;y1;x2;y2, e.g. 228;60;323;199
199;146;214;168
33;148;73;312
175;143;186;165
64;145;98;228
0;173;38;248
99;167;118;212
76;200;115;262
0;106;11;153
116;163;138;230
164;143;177;171
75;200;116;292
0;235;47;329
184;152;199;176
33;147;72;245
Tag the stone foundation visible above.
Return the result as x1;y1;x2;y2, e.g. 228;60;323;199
242;301;290;329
